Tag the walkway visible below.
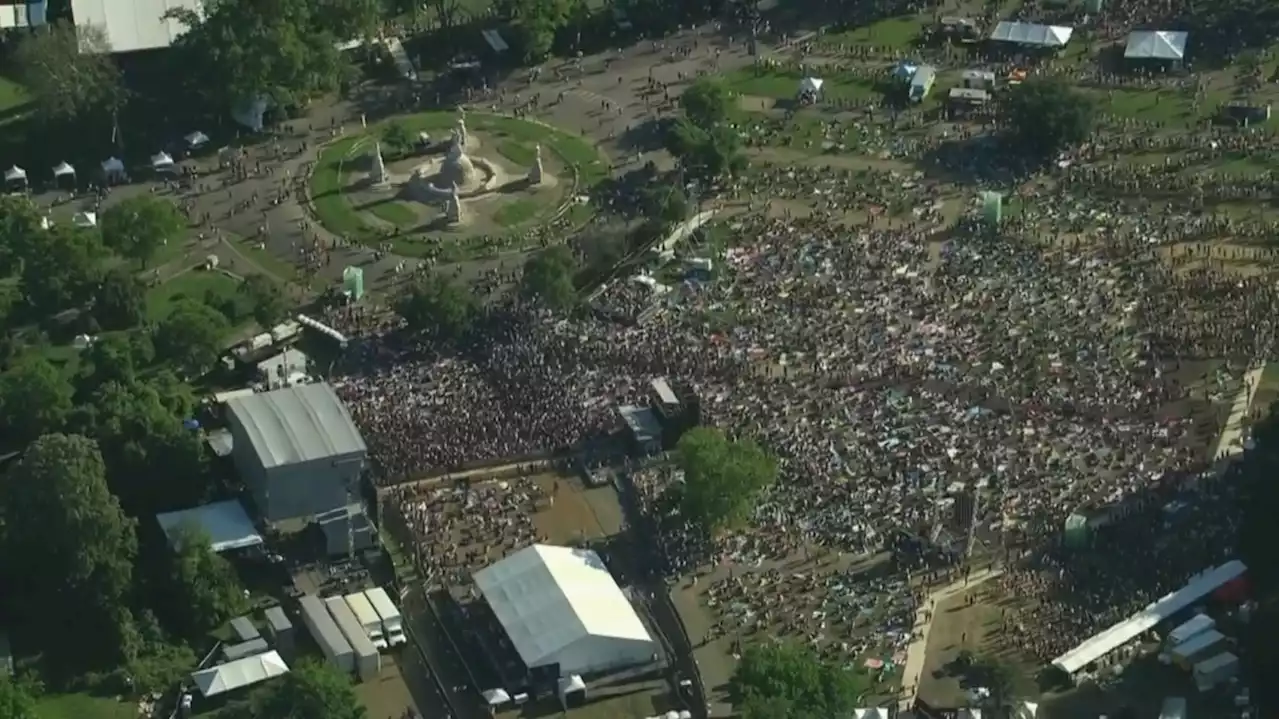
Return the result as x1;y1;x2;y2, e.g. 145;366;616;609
898;567;1005;712
1212;366;1266;459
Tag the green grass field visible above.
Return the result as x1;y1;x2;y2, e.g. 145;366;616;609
36;693;134;719
146;269;244;320
368;200;420;226
493;198;542;227
720;66;880;103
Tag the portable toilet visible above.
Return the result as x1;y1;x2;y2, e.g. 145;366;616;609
981;191;1003;227
343;266;365;301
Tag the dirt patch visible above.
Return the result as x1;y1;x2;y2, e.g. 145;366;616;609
738;95;777;112
917;586;1039;708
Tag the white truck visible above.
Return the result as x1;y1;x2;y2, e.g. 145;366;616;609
365;586;408;648
344;592;388;650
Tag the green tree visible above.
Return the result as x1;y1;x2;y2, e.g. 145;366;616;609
11;22;123;125
679;78;735;130
677;427;777;533
93;268;148;331
0;676;41;719
238;274;289;328
252;659;367;719
519;246;578;309
20;224;107;316
1238;405;1277;710
396;274;477;339
167;0;355;113
730;642;866;719
494;0;576;62
78;332;144;392
381;121;414;155
0;195;45;277
153;300;228;376
0;433;138;667
666;119;746;183
0;356;74;444
640;183;691;227
999;78;1096;159
162;524;247;638
100;196;187;268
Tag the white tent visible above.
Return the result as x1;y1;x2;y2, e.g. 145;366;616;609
151;151;175;170
1123;31;1188;60
481;688;510;707
558;674;586;700
73;211;97;228
989;21;1074;48
101;157;125;177
4;165;26;185
799;77;824;94
191;650;290;698
52;161;76;178
473;544;656;676
185;130;210;148
1016;701;1040;719
855;710;891;719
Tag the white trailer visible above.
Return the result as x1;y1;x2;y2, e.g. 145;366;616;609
1159;696;1186;719
1193;651;1238;692
299;595;354;674
344;592;388;650
365;587;407;647
1172;629;1228;667
1166;613;1215;647
325;596;381;682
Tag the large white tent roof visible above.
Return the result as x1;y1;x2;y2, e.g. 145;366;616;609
156;499;264;552
473;544;653;671
4;166;26;182
1124;30;1188;60
69;0;204;53
989;21;1073;48
191;650;289;697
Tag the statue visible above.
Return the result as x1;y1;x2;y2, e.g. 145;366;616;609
527;143;544;185
456;116;468;148
445;182;463;224
369;142;387;185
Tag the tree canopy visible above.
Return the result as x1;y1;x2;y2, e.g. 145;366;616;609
12;22;124;126
239;274;290;329
159;525;247;639
493;0;579;63
730;642;867;719
1238;405;1276;710
0;356;74;445
0;677;40;719
251;659;367;719
100;196;187;269
153;300;230;376
677;427;777;533
94;268;149;331
20;224;107;317
396;273;478;339
519;246;578;310
999;78;1096;160
679;78;735;130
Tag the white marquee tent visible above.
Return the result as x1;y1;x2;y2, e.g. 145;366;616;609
1124;31;1188;60
473;544;655;676
52;161;76;178
854;709;891;719
4;165;26;186
799;77;824;94
1016;701;1040;719
191;650;290;698
73;212;97;228
185;131;210;148
102;157;125;178
151;152;175;170
989;21;1073;48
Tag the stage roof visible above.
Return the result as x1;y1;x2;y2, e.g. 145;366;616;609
156;500;264;553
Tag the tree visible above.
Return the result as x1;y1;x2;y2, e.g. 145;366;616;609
730;642;866;719
640;183;691;227
238;274;289;329
493;0;576;62
0;195;46;277
519;246;578;309
153;300;229;376
162;525;247;639
999;78;1096;159
677;427;777;533
0;434;138;667
0;676;41;719
100;196;187;268
20;224;107;317
78;332;146;392
382;122;414;155
252;659;367;719
1238;406;1276;712
396;274;477;339
666;119;746;183
680;78;735;130
11;22;123;125
93;268;148;331
0;356;74;445
167;0;355;114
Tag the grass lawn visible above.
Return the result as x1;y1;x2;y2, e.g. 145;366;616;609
493;199;542;227
496;139;537;165
367;200;420;226
146;269;244;320
817;16;925;49
721;66;880;103
36;693;135;719
0;75;30;114
226;233;302;285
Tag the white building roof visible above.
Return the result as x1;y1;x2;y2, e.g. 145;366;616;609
156;499;264;552
70;0;203;53
190;650;289;697
474;544;653;671
989;21;1073;48
227;383;367;470
1124;30;1188;60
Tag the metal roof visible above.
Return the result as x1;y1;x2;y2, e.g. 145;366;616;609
227;383;367;470
989;21;1073;48
70;0;203;53
1123;30;1188;60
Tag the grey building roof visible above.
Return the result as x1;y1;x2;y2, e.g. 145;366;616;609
227;383;367;470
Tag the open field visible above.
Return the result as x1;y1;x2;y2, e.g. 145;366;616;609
35;693;136;719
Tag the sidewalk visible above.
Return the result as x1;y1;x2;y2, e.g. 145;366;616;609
899;567;1005;712
1212;366;1265;459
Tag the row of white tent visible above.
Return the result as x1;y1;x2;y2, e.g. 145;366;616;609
3;131;211;186
988;22;1189;60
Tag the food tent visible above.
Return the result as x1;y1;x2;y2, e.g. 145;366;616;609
73;211;97;228
185;131;210;148
101;157;126;181
989;21;1074;48
1123;31;1188;61
52;161;76;179
3;165;26;188
799;77;824;95
151;152;175;171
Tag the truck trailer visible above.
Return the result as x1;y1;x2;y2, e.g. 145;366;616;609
299;595;354;674
344;591;388;650
326;596;381;681
365;586;408;648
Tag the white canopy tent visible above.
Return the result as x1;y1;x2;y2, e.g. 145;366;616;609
151;152;175;170
185;131;210;148
1016;701;1040;719
52;161;76;178
799;77;824;94
1124;31;1188;60
4;165;26;185
102;157;125;178
989;21;1074;48
481;688;510;707
854;710;891;719
558;674;586;700
190;650;289;698
73;211;97;228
